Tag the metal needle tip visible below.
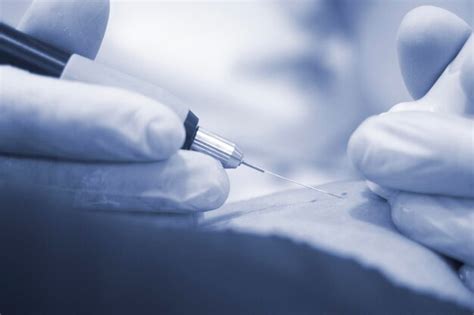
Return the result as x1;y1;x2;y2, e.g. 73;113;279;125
241;161;344;199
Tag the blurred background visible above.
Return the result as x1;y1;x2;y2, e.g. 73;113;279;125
2;0;472;201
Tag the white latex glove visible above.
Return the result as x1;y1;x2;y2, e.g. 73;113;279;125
349;6;474;291
0;0;229;212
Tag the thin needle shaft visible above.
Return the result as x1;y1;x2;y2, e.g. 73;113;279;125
242;161;344;199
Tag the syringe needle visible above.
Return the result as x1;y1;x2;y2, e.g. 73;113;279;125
241;161;266;172
242;161;344;199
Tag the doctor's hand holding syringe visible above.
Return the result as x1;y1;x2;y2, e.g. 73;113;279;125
1;0;230;213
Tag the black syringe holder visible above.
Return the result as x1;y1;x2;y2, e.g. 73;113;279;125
0;22;71;77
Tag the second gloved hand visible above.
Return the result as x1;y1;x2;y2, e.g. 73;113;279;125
349;6;473;291
349;111;474;290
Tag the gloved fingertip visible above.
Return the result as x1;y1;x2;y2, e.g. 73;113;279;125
347;121;366;170
389;193;424;240
459;265;474;292
198;161;230;211
389;196;408;228
186;155;230;211
347;116;378;176
147;113;185;160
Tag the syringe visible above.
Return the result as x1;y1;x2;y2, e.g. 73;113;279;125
191;128;343;198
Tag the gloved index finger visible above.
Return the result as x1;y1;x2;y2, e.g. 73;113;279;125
0;67;185;162
348;111;474;198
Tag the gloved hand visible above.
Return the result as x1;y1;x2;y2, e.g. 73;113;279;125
349;6;474;291
0;0;229;212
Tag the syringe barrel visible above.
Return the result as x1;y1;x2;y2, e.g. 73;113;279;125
191;128;243;169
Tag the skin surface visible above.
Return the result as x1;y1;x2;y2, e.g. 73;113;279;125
0;184;471;314
201;180;474;308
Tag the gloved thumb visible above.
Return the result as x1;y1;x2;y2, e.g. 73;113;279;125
388;191;474;266
397;6;471;100
388;191;474;293
19;0;110;59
